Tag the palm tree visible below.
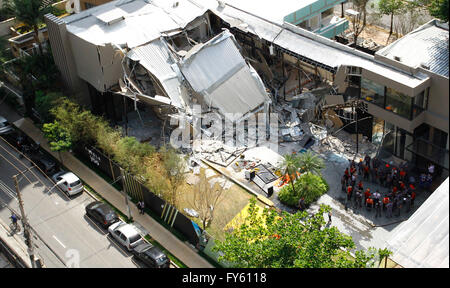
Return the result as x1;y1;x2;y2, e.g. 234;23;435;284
280;154;301;195
297;151;324;175
11;0;54;55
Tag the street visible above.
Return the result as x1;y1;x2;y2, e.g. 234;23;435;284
0;136;138;268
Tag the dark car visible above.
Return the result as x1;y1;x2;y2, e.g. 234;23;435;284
85;201;119;228
29;151;58;176
132;242;170;268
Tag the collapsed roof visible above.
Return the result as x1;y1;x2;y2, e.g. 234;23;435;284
123;30;271;121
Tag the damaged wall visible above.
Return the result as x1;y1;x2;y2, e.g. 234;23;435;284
68;32;124;92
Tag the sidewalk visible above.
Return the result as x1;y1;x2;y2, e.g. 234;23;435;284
12;117;214;268
0;218;31;268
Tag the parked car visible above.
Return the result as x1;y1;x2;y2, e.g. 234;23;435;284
85;201;119;228
52;171;84;196
108;221;145;251
29;151;58;176
132;242;170;268
0;116;12;135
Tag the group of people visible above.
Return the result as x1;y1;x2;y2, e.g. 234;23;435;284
340;155;434;218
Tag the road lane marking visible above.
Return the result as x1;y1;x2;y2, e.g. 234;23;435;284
53;235;66;249
0;180;17;199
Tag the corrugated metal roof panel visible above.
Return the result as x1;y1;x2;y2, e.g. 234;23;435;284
377;21;449;78
205;65;268;121
128;39;185;108
180;31;246;93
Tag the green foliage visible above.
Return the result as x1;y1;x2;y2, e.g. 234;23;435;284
10;0;53;28
114;136;155;175
214;198;377;268
160;145;186;207
378;0;405;15
35;91;63;123
278;173;329;206
18;52;61;91
42;121;72;152
297;150;325;175
428;0;449;22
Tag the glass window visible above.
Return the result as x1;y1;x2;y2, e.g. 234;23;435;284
321;8;334;19
412;88;428;118
385;88;413;119
361;78;384;107
309;15;320;30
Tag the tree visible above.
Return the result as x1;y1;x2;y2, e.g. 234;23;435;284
428;0;449;22
42;120;72;164
278;173;329;207
160;146;186;208
297;150;325;175
279;153;300;197
34;91;63;123
351;0;369;45
378;248;393;268
213;198;377;268
10;0;54;55
189;170;225;230
378;0;405;40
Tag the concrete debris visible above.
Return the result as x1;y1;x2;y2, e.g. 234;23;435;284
193;139;246;167
184;208;199;218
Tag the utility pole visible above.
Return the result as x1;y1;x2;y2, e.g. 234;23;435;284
13;174;36;268
355;101;359;154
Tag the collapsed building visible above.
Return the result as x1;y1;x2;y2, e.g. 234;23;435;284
45;0;448;177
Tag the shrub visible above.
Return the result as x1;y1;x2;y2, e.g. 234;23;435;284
35;91;63;123
278;173;329;207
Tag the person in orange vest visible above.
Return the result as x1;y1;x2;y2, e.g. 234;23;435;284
366;198;374;211
382;196;390;210
364;188;371;201
363;164;370;180
358;181;363;190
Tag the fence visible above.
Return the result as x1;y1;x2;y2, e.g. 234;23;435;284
74;144;201;246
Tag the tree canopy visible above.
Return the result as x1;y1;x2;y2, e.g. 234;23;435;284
214;198;377;268
428;0;449;22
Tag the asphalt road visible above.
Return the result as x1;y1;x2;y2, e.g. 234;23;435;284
0;136;138;268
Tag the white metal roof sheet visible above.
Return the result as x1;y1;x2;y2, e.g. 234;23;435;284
65;0;206;48
204;65;269;121
180;31;246;93
386;177;449;268
128;39;185;108
377;21;449;78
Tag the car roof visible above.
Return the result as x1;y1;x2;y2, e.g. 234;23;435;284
117;223;140;237
60;172;79;183
145;246;166;259
134;242;153;253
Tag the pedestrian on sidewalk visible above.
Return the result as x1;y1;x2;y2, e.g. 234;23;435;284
137;201;145;214
328;211;332;224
